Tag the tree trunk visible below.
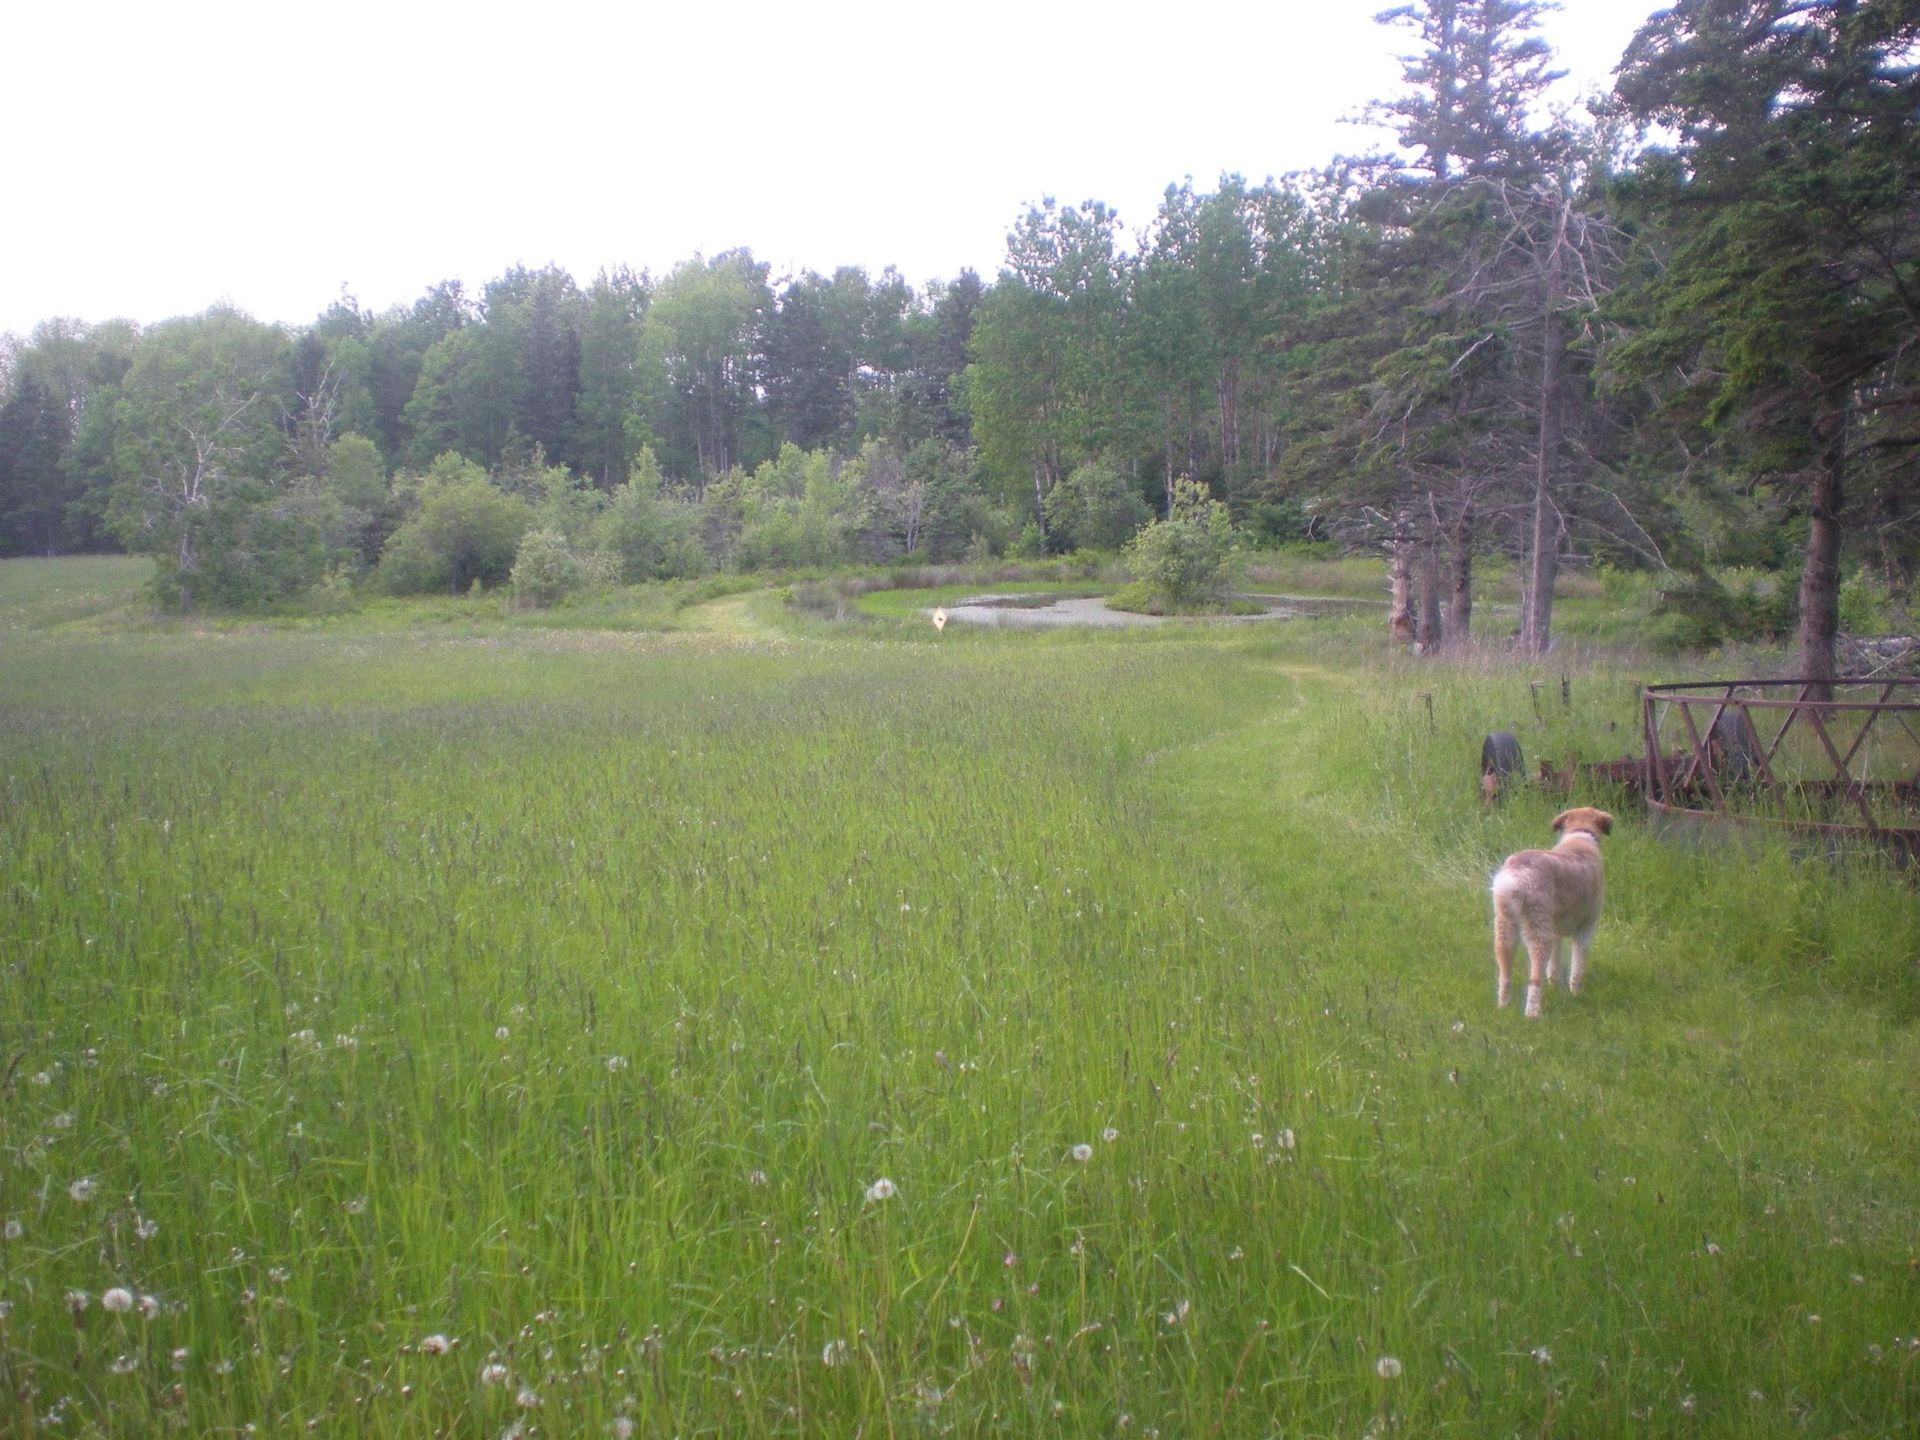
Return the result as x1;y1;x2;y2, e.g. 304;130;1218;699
1797;407;1846;696
1388;533;1416;646
1416;533;1444;653
1522;203;1570;656
1447;515;1473;645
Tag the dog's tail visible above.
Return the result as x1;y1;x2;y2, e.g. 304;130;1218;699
1489;867;1522;904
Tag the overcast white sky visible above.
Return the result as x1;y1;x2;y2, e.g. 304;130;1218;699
5;0;1662;336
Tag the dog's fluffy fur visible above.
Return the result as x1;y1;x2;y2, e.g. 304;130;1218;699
1490;807;1613;1018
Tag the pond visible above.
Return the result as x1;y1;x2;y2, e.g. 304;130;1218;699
939;593;1380;629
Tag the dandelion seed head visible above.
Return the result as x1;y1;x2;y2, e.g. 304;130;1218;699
3;1219;21;1241
1071;1143;1093;1163
420;1334;452;1356
31;1072;51;1087
1102;1127;1119;1143
747;1169;768;1187
1531;1346;1553;1366
102;1287;135;1315
480;1362;510;1386
606;1056;629;1073
1163;1299;1190;1327
821;1339;849;1368
139;1294;161;1319
865;1177;895;1203
135;1216;159;1240
109;1353;138;1375
613;1420;636;1440
68;1177;96;1203
515;1387;540;1409
495;1027;510;1041
1375;1355;1403;1380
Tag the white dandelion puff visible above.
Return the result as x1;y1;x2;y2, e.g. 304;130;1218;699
171;1347;189;1372
1375;1355;1403;1380
865;1177;895;1203
613;1420;636;1440
1278;1128;1296;1151
109;1353;139;1375
68;1177;96;1203
605;1056;629;1073
135;1216;159;1240
515;1386;541;1409
1071;1144;1093;1163
822;1339;850;1368
480;1362;510;1386
138;1294;160;1319
495;1027;510;1041
420;1334;452;1356
1531;1346;1553;1367
3;1219;20;1241
1102;1127;1119;1143
1162;1299;1190;1327
101;1287;135;1314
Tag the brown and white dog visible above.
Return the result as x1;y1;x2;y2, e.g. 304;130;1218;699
1490;807;1614;1018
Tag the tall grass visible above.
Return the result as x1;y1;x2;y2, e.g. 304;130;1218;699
1;559;1915;1438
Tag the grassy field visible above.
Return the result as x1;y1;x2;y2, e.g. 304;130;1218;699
2;556;1917;1438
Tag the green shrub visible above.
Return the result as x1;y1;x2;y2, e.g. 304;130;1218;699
510;528;586;608
1120;478;1244;611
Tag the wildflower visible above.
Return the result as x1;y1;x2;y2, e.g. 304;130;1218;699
67;1291;90;1314
109;1353;139;1375
344;1196;367;1215
420;1334;452;1356
51;1112;73;1129
69;1177;96;1203
102;1287;134;1315
1228;1246;1245;1261
333;1034;357;1051
1071;1144;1093;1163
747;1169;768;1187
1705;1240;1720;1256
1375;1355;1402;1380
613;1420;636;1440
822;1339;849;1368
1163;1299;1190;1327
135;1216;159;1240
606;1056;629;1073
1003;1252;1018;1268
1278;1128;1296;1151
495;1027;510;1041
171;1348;189;1371
1251;1133;1264;1150
3;1219;21;1241
480;1362;510;1386
865;1177;895;1203
1807;1313;1821;1325
1531;1346;1553;1367
139;1294;160;1319
1103;1127;1119;1143
31;1072;50;1086
1451;1020;1466;1033
1680;1394;1696;1415
515;1387;541;1409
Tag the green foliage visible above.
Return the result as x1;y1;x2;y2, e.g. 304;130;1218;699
1120;476;1244;609
377;453;532;594
1042;457;1151;551
508;526;586;607
590;447;707;582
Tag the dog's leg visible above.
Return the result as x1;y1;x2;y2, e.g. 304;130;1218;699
1568;924;1595;995
1545;938;1568;987
1523;924;1553;1019
1493;896;1516;1008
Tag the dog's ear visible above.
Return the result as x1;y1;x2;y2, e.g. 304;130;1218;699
1596;810;1614;835
1550;810;1568;833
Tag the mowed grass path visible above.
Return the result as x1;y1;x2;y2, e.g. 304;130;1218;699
1;558;1916;1438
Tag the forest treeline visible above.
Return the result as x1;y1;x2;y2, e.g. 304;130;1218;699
2;0;1915;676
